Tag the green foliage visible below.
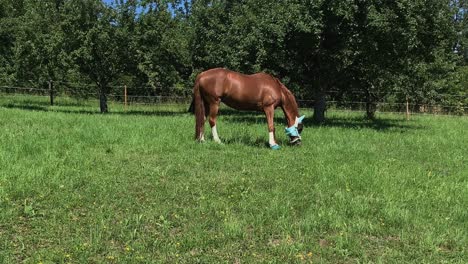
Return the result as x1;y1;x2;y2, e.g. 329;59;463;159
62;0;124;88
189;0;231;70
0;0;23;82
453;0;467;64
136;2;191;94
0;0;465;115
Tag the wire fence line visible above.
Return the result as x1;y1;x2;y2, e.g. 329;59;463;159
3;82;466;98
0;83;466;116
2;83;466;99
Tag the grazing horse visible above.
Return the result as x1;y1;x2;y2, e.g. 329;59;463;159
193;68;304;149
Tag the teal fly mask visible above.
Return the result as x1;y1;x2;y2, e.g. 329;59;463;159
285;115;305;144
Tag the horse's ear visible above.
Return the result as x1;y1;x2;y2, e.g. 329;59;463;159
298;115;305;123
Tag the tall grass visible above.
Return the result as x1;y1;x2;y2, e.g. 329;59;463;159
0;96;467;263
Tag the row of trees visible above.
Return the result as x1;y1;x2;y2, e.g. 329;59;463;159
0;0;466;118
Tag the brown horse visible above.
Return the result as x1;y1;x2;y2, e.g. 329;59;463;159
193;68;304;149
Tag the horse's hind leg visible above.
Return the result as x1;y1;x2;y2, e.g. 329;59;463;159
199;101;210;141
208;100;221;143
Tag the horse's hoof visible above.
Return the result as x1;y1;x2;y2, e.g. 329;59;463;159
290;140;302;146
270;144;281;150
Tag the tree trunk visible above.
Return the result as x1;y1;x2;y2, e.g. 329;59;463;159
365;92;376;120
99;87;108;113
313;90;326;123
366;102;377;120
48;80;54;106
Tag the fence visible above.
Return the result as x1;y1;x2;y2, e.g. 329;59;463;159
0;82;467;116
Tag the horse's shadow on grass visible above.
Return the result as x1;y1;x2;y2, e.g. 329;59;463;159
1;102;188;117
219;108;424;132
1;99;94;108
221;135;292;149
215;116;424;148
319;117;424;131
2;102;423;134
2;103;48;112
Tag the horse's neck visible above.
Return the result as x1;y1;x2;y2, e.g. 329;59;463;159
281;90;299;127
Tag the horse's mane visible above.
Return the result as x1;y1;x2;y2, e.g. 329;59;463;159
274;78;298;104
273;77;299;116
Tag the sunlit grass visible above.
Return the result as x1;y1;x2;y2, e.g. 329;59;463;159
0;96;467;263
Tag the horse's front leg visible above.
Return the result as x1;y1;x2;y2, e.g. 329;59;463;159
264;106;280;150
208;101;222;143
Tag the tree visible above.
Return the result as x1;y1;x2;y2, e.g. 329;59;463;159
454;0;467;64
1;0;463;117
61;0;127;113
136;0;192;95
189;0;232;72
395;0;458;115
0;0;24;83
283;0;356;122
10;0;68;90
333;0;458;119
346;0;407;119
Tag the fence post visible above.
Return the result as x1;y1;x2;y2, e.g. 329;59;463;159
48;80;54;106
124;85;128;111
406;96;410;120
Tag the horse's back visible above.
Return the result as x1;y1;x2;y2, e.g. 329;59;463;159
196;68;283;110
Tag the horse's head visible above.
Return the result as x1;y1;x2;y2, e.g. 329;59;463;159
285;115;305;145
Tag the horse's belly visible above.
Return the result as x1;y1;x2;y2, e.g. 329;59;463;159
221;97;262;111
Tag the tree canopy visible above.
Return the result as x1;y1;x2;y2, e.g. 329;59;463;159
0;0;466;116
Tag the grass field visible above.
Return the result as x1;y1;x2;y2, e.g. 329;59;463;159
0;96;467;263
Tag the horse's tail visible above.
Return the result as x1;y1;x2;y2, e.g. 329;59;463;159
188;98;195;113
193;78;205;140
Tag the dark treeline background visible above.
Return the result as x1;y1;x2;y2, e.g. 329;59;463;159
0;0;467;119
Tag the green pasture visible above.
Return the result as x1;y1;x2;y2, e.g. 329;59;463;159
0;96;467;263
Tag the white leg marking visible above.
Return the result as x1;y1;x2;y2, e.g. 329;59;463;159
212;125;221;143
269;132;276;146
200;132;205;142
